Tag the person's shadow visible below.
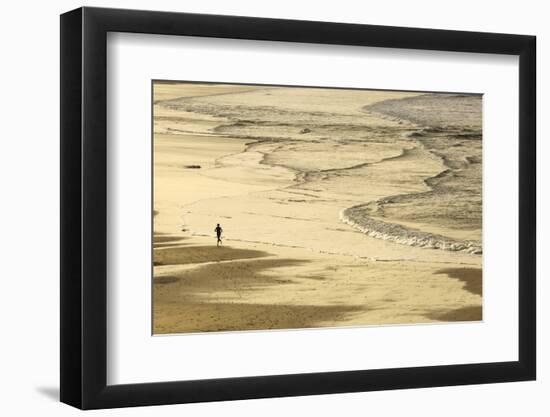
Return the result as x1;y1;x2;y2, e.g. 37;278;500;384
35;386;59;401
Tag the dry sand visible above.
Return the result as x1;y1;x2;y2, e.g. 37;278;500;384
152;82;482;334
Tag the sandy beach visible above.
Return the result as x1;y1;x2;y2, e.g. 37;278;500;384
152;82;482;334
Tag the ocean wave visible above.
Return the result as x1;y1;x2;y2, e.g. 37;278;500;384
365;93;482;131
340;204;482;255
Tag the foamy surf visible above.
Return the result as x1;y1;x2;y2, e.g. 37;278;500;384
340;204;482;254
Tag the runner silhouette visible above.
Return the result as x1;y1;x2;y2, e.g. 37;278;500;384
215;223;223;247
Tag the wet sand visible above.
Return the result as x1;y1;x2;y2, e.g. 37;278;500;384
153;82;482;334
153;236;481;334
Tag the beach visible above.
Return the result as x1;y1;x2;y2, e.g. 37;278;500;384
152;82;482;334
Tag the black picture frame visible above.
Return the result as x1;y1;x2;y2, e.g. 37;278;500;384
60;6;536;410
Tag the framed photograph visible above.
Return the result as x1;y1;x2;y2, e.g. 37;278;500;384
60;6;536;409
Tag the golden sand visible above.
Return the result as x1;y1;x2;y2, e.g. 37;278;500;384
152;83;482;334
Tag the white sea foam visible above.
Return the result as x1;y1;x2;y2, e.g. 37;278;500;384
340;205;482;255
